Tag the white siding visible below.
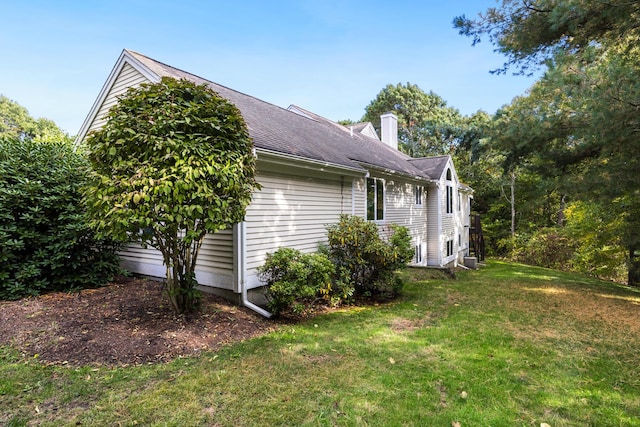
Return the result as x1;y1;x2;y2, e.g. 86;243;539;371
119;229;235;289
244;168;352;287
88;63;149;133
426;185;442;266
352;177;366;217
120;244;164;266
197;230;234;274
425;158;471;267
456;191;472;263
384;178;428;266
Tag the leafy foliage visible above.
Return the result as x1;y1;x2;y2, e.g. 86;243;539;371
257;248;339;316
513;227;575;272
362;83;467;157
565;201;628;282
325;215;413;299
258;215;412;316
0;95;71;142
457;0;640;284
84;77;259;313
454;0;640;75
0;138;121;300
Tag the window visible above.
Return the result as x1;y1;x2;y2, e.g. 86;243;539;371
446;240;454;257
415;185;423;206
366;177;384;221
458;193;461;211
415;244;423;263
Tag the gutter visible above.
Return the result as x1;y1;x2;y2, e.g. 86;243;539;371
256;148;366;177
237;221;272;318
353;160;437;185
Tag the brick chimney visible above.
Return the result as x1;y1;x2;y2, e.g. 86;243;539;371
380;112;398;150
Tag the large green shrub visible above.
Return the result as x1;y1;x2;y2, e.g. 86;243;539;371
258;216;413;315
326;214;414;299
0;138;121;300
84;77;259;314
257;247;336;316
513;227;576;272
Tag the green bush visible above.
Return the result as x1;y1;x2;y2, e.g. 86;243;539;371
326;215;414;299
0;138;122;300
513;227;576;271
257;248;336;316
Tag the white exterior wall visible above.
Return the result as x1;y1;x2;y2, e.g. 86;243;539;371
352;177;366;217
426;184;442;266
244;164;354;288
383;177;428;266
426;158;471;267
119;230;235;289
88;63;149;134
457;191;473;263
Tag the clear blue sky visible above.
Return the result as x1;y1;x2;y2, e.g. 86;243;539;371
1;0;537;135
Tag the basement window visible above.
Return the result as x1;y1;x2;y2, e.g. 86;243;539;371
446;240;454;257
367;177;384;221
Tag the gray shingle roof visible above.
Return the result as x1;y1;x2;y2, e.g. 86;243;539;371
126;50;450;183
407;155;450;180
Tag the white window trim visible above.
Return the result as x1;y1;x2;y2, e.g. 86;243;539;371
366;177;385;222
446;239;454;257
445;185;454;215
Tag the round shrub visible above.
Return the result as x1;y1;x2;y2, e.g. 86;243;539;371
0;138;122;300
326;215;414;299
258;247;336;316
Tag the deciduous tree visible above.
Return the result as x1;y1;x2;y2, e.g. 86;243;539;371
0;95;71;142
362;83;464;157
84;77;259;313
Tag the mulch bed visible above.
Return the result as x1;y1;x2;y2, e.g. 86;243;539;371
0;277;276;367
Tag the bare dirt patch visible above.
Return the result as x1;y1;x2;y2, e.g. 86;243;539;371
0;277;276;366
390;314;436;332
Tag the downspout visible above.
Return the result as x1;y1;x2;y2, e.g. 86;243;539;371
238;221;272;318
436;182;444;268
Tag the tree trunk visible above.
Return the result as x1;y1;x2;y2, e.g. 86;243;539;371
629;246;640;287
158;230;204;314
510;171;516;240
557;193;566;226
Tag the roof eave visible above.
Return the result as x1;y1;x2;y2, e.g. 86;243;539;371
353;161;437;184
256;148;367;177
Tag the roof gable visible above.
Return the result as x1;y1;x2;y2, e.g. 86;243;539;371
350;122;379;140
407;155;451;181
75;50;160;143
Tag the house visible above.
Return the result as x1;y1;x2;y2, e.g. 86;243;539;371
76;49;473;316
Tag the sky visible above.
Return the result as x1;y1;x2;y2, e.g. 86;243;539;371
0;0;538;136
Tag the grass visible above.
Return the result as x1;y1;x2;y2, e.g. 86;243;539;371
2;260;640;426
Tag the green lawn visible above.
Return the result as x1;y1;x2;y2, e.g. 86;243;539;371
2;260;639;426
